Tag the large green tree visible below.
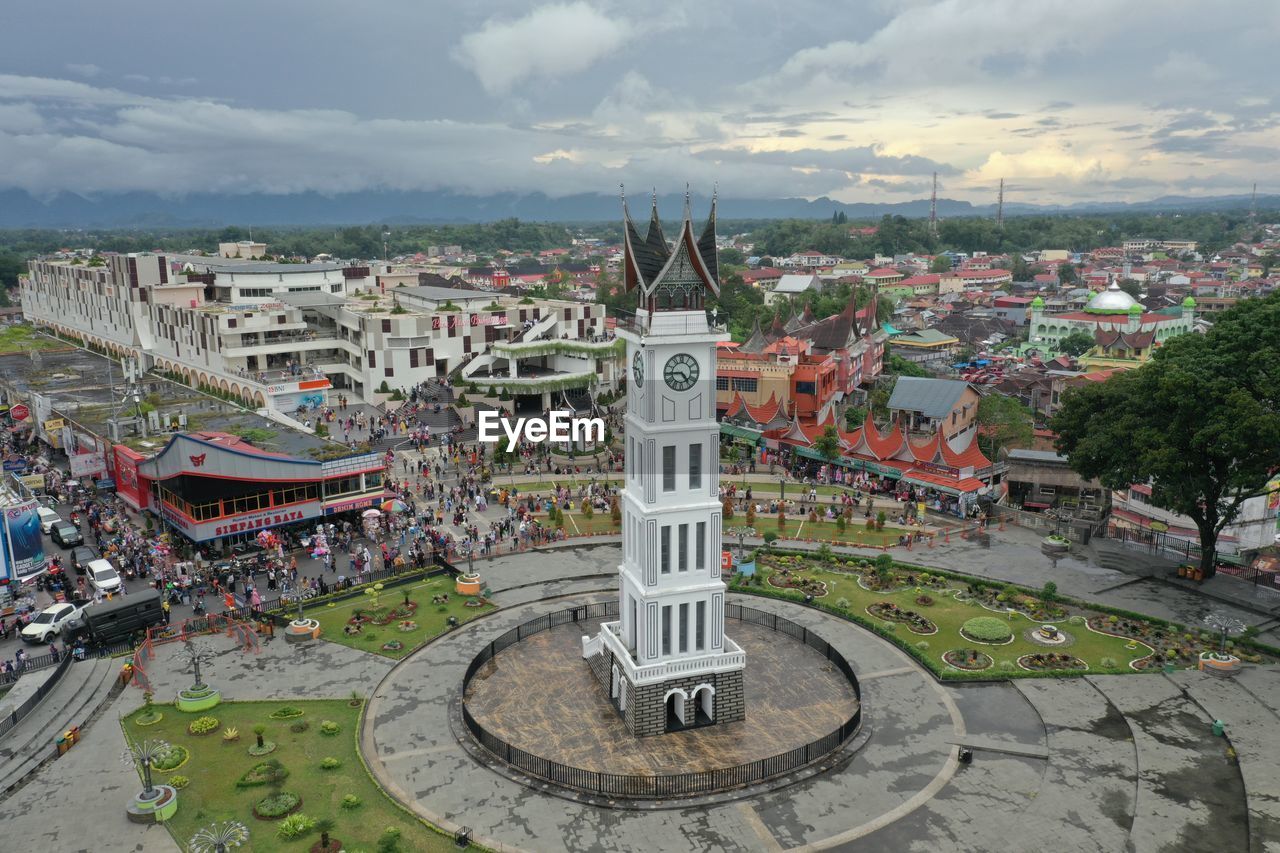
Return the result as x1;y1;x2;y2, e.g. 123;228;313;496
976;393;1033;457
1057;329;1096;357
1051;293;1280;576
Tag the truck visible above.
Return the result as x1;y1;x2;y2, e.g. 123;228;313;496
65;588;164;648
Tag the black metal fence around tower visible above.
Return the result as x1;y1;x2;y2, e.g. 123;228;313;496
460;601;863;798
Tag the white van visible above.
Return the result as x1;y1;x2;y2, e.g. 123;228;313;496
37;506;61;534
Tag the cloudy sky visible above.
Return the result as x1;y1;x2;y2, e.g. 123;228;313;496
0;0;1275;204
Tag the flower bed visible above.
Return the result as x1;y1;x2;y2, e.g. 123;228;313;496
397;620;418;632
236;759;290;788
253;791;303;820
866;601;937;635
381;640;404;652
767;571;829;598
943;649;993;671
1018;652;1087;672
187;715;220;736
269;706;305;720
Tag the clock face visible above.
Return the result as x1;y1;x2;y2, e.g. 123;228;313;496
632;351;644;385
663;353;700;391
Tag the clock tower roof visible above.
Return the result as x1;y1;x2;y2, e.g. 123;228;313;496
621;190;720;302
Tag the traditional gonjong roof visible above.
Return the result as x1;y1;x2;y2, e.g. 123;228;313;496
621;189;719;298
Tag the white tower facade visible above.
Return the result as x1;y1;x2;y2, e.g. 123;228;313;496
583;195;745;736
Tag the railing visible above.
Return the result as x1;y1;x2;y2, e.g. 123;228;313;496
613;309;726;338
461;601;862;798
0;648;67;688
0;652;74;739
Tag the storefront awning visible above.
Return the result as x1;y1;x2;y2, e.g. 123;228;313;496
720;424;764;443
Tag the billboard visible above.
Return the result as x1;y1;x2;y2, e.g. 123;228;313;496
1;499;46;581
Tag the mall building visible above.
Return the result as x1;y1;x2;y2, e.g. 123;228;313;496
20;252;620;414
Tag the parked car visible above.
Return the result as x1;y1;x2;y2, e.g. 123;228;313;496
37;506;60;534
20;601;85;644
86;558;122;594
69;545;97;574
50;520;84;548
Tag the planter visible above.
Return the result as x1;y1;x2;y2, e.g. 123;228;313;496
1198;652;1242;677
134;711;164;727
126;785;178;825
456;573;482;596
285;618;321;645
866;602;938;635
175;684;221;713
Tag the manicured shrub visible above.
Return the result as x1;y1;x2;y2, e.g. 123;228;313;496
187;715;219;735
236;759;289;787
998;660;1015;671
1068;615;1085;626
961;617;1013;643
270;706;304;719
1100;657;1118;668
320;757;341;770
916;641;929;651
255;791;301;818
290;720;310;733
276;814;316;840
834;597;850;610
169;775;190;789
152;745;189;771
341;794;363;810
222;727;239;742
320;720;341;736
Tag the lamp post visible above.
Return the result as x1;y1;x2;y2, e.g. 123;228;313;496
121;739;171;799
1204;612;1246;656
188;819;250;853
183;642;213;692
727;526;756;561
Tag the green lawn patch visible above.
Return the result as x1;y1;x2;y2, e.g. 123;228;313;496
311;575;492;659
123;699;454;853
735;554;1153;678
0;324;69;354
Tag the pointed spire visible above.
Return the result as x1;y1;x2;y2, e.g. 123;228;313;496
697;188;719;284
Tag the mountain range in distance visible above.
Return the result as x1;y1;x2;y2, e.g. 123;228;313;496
0;188;1275;229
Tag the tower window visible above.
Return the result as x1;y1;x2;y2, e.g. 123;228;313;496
689;443;702;489
679;603;689;653
662;606;672;656
695;601;706;651
678;524;689;572
696;522;706;570
662;446;676;491
661;526;671;574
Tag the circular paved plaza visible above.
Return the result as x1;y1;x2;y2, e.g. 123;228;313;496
463;614;859;776
361;547;1270;852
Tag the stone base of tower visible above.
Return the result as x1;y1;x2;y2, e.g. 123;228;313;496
585;648;745;738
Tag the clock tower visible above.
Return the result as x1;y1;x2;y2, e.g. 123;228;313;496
582;192;746;736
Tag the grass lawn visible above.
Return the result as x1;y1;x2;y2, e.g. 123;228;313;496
123;699;454;853
532;511;620;536
0;324;69;354
731;516;915;548
311;575;493;659
745;562;1150;674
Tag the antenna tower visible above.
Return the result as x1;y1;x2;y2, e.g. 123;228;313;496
996;178;1005;231
929;172;938;237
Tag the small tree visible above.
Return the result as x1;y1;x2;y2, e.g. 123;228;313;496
745;503;756;526
777;509;787;532
582;499;593;520
815;544;833;564
875;510;886;531
315;818;336;851
808;508;818;523
722;496;734;520
875;553;894;578
835;515;847;535
610;495;621;525
377;380;391;394
253;724;266;749
1041;581;1058;602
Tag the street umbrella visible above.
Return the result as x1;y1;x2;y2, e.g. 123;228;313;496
362;508;382;518
381;499;409;514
